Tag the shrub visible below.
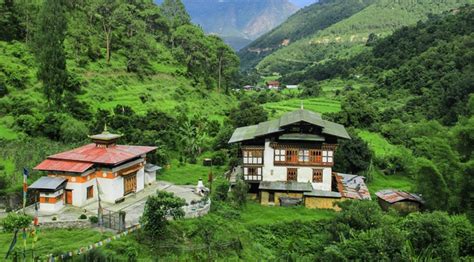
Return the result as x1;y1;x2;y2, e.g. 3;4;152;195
1;212;32;232
52;216;57;221
211;150;228;166
79;214;87;219
89;216;98;224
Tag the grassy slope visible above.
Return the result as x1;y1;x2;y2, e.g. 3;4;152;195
0;229;111;259
257;0;474;73
357;130;414;193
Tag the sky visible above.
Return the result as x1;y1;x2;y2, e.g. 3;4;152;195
289;0;318;7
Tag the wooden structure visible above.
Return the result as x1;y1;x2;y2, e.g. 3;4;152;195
31;128;157;212
376;189;424;213
228;109;370;210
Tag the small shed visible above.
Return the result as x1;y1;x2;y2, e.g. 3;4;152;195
144;164;161;184
375;189;424;213
266;81;280;89
29;177;67;212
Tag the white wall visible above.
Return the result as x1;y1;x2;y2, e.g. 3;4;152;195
136;167;145;192
97;175;123;203
39;190;64;212
261;140;332;191
145;171;156;184
66;176;97;207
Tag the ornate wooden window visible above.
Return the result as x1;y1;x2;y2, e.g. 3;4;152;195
243;167;262;181
298;149;309;163
243;150;263;165
286;150;298;163
87;185;94;199
322;151;333;163
274;149;286;163
287;168;298;181
312;169;323;183
309;150;322;163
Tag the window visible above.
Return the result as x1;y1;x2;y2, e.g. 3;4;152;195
274;149;286;162
87;186;94;199
287;168;298;181
269;192;275;203
312;169;323;183
310;150;322;163
322;151;333;163
244;167;262;181
298;150;309;162
286;150;298;163
243;150;263;164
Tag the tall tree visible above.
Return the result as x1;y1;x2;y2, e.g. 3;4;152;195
160;0;190;30
94;0;119;64
0;0;25;41
415;158;449;210
34;0;68;107
208;35;239;93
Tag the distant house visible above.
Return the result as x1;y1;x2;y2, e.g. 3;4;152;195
266;80;280;89
375;189;424;213
30;128;157;212
243;85;254;91
227;108;370;210
286;85;299;89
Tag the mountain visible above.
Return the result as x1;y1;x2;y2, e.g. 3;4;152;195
238;0;375;70
156;0;298;50
243;0;474;74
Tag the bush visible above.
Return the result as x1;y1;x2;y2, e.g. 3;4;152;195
89;216;98;224
1;212;32;232
211;150;228;166
79;214;87;219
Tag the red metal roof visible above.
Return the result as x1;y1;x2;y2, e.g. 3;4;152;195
48;144;157;165
34;144;157;173
375;189;424;204
34;159;94;173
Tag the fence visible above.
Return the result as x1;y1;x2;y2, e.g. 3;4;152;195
101;208;126;231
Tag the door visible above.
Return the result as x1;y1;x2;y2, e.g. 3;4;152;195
124;173;137;195
65;190;73;204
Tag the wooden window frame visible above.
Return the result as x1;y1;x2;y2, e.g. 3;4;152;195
244;167;262;181
243;150;263;165
309;150;322;164
322;150;333;163
274;149;286;163
298;149;309;163
287;168;298;182
312;169;323;183
87;185;94;199
286;150;298;164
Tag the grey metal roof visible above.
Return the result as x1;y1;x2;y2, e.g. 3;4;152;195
304;190;341;198
279;133;326;142
29;177;67;191
375;189;424;204
259;181;313;192
145;164;162;172
337;173;371;200
228;109;350;143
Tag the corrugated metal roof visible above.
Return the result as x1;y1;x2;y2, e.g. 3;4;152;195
259;181;313;192
304;189;341;198
29;176;67;191
145;164;162;172
336;173;371;200
34;159;93;173
228;109;350;143
375;189;424;204
47;144;157;166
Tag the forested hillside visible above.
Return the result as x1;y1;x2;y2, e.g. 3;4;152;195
252;0;473;75
0;0;240;191
238;0;374;70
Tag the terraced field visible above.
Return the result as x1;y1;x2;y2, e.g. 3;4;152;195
264;97;341;117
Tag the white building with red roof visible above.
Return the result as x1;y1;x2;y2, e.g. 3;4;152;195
30;128;157;212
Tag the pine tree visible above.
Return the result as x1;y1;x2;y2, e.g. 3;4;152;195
34;0;68;107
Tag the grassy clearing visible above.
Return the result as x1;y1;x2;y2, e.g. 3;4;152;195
0;229;111;259
0;124;18;140
241;202;335;225
264;97;341;117
357;130;399;157
159;159;226;186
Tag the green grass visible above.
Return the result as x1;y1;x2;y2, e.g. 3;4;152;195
240;201;336;225
368;169;414;194
357;130;399;157
0;125;18;140
0;229;111;259
159;159;225;186
264;97;341;117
